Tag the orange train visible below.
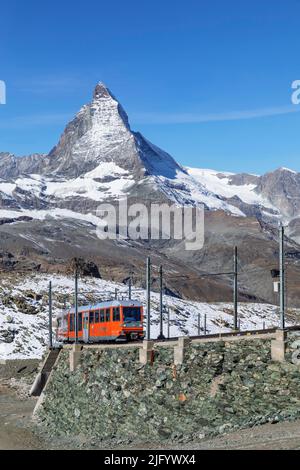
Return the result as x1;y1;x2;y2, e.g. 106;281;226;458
56;300;144;343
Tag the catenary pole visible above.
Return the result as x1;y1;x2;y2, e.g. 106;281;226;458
158;265;165;339
75;270;78;344
128;277;132;300
146;257;151;340
279;225;285;330
233;246;238;330
48;281;53;349
197;312;201;336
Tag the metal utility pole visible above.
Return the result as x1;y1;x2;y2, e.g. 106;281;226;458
48;281;53;349
233;246;238;330
157;265;165;340
204;313;207;336
279;225;285;330
197;312;201;336
167;307;170;339
75;270;79;344
115;288;118;300
128;277;132;300
146;257;151;340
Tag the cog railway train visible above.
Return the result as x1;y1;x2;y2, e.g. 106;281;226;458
56;300;144;343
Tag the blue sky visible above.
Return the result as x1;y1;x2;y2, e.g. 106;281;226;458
0;0;300;174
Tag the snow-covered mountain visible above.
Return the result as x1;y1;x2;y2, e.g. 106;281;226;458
0;83;253;220
187;167;300;242
0;83;299;233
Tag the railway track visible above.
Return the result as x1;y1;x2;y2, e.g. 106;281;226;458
146;324;300;344
61;324;300;349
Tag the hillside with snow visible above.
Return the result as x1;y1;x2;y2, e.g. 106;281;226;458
187;168;273;209
1;273;299;360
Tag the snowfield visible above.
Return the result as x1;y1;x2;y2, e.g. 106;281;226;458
0;274;299;360
186;167;278;212
0;165;283;228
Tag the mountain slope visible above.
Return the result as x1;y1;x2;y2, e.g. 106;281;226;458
188;167;300;235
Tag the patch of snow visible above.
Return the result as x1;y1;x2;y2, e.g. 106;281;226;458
0;208;103;227
153;170;246;217
0;182;16;197
15;177;44;196
84;161;128;178
186;167;277;211
45;175;133;201
279;167;297;174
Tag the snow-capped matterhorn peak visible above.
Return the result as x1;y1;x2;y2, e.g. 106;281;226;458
40;80;191;186
89;81;131;131
93;81;115;100
44;82;137;178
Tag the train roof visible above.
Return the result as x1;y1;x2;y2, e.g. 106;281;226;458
58;299;143;317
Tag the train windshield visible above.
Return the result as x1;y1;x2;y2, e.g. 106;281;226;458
123;307;141;322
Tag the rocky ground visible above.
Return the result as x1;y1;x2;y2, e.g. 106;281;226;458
2;353;300;451
0;360;43;450
178;420;300;450
114;419;300;450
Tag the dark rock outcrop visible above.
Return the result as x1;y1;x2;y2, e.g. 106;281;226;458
66;257;101;279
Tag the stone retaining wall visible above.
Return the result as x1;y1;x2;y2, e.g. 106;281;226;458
36;334;300;446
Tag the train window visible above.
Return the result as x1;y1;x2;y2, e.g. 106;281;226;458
100;310;105;322
95;310;99;323
90;311;94;324
113;307;120;321
78;313;82;331
123;307;141;322
105;309;111;322
69;314;74;332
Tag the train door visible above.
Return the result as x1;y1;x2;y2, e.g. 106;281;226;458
111;306;121;338
82;312;89;343
105;308;111;339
